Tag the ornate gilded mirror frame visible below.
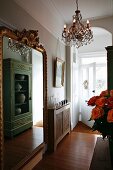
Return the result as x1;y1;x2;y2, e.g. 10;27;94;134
0;27;48;169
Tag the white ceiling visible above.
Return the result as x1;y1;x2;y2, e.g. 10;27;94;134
14;0;113;39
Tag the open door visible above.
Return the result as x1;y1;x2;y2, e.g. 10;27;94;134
79;62;96;127
79;62;107;127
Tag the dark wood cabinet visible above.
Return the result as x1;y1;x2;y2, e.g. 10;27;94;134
48;104;70;152
106;46;113;90
3;58;33;137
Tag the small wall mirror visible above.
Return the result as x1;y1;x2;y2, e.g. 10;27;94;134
0;27;48;169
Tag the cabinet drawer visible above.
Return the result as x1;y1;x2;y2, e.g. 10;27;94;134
12;62;32;72
13;115;32;128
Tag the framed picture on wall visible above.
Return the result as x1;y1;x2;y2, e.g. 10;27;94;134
55;57;65;87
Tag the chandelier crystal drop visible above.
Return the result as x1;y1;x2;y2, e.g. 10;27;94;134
8;38;32;56
62;0;93;48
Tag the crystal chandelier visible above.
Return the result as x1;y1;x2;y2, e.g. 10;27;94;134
8;38;31;55
62;0;93;48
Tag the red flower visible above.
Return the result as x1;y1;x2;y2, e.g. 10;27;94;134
95;97;106;107
110;90;113;97
91;106;104;120
100;90;109;97
107;97;113;109
87;96;99;106
88;89;113;138
107;109;113;122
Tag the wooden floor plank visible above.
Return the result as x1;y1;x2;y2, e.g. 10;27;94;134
33;131;99;170
4;121;111;170
4;126;44;170
73;121;100;134
33;122;101;170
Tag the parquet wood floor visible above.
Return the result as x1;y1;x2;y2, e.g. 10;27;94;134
73;121;100;134
33;122;99;170
4;127;43;170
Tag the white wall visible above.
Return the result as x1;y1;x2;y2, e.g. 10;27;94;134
91;17;113;44
66;46;79;129
71;47;79;129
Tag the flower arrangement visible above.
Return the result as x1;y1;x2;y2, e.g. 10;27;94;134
87;90;113;139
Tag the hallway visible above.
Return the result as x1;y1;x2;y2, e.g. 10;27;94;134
33;122;99;170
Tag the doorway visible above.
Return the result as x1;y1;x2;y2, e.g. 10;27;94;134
79;54;107;127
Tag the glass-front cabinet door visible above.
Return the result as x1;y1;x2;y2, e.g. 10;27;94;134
3;58;32;137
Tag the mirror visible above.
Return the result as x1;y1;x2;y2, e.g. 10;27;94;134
0;27;48;169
